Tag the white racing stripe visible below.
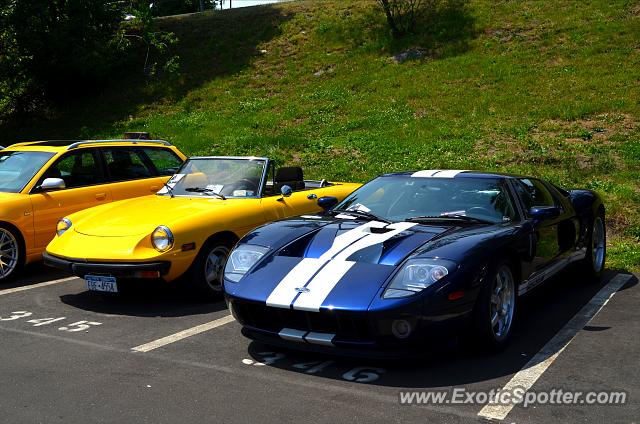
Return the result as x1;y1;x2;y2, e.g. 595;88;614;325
266;220;416;312
0;277;77;296
266;258;326;309
292;222;417;312
411;169;468;178
266;222;383;309
291;260;355;312
318;221;386;260
132;314;235;353
477;273;632;421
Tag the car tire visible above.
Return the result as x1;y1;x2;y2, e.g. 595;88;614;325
470;261;517;352
187;237;234;298
0;224;23;283
580;210;606;283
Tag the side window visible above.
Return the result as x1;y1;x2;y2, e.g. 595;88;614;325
516;178;556;210
40;150;102;189
142;148;183;176
103;148;154;181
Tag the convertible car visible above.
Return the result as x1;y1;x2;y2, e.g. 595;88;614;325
224;170;606;356
44;156;360;296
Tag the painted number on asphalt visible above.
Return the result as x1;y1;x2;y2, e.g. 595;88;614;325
0;311;102;332
342;366;386;383
242;352;385;383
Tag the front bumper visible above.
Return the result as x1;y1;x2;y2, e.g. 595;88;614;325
43;252;171;279
227;297;469;359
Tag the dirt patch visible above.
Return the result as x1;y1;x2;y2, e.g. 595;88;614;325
484;24;542;44
531;113;637;144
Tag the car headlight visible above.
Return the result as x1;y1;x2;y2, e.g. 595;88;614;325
151;226;174;252
224;244;270;283
383;258;457;299
56;218;72;237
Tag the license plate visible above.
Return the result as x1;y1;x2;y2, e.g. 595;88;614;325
85;275;118;293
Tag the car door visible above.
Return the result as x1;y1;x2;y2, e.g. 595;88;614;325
515;178;568;272
100;147;168;201
259;164;325;220
30;148;112;249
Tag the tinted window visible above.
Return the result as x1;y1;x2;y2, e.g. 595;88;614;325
39;150;102;189
336;176;517;224
516;178;556;209
103;148;154;181
142;148;183;176
0;151;55;193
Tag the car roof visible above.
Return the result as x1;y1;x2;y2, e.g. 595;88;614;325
381;169;526;179
188;155;270;161
3;139;173;153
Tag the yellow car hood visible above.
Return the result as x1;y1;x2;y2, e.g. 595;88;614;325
74;195;226;237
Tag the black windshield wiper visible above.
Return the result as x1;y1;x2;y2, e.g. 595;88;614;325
331;208;391;224
405;215;495;225
184;187;226;200
161;180;175;198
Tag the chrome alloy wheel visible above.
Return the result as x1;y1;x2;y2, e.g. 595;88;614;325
0;228;19;280
591;216;605;273
204;245;230;292
489;265;515;341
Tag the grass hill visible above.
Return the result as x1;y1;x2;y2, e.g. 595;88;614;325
2;0;639;270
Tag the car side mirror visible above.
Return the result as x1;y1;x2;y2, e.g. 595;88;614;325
39;178;66;192
280;185;293;198
529;206;560;221
317;196;338;211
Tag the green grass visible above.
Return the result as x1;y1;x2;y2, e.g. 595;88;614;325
2;0;639;271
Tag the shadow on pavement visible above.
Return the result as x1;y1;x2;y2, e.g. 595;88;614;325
245;270;637;388
59;279;227;318
0;262;72;290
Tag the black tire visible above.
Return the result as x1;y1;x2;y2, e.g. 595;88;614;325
580;210;606;283
186;237;234;298
0;224;24;283
470;261;517;352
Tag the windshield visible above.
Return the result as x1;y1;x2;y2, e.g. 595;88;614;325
0;151;55;193
158;157;267;198
335;176;517;224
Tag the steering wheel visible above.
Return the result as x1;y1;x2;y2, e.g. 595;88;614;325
221;178;259;196
466;206;496;218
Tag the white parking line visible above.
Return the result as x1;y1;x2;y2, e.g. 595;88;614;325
478;273;633;421
0;277;78;296
131;314;235;353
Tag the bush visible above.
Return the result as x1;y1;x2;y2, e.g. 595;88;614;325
377;0;449;38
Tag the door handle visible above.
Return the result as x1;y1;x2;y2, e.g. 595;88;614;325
95;193;107;200
307;193;317;200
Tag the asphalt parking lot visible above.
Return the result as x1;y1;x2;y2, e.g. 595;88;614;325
0;264;637;423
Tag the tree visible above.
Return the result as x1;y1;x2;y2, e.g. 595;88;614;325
377;0;436;38
0;0;177;122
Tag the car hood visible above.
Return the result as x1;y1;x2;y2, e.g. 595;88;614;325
228;219;452;312
74;195;226;237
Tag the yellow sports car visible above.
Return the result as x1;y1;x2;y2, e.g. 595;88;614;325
0;139;186;281
44;156;360;296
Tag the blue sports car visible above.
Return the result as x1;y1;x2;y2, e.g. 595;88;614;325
223;170;606;356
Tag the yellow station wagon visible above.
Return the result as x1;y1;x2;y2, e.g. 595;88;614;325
44;156;361;297
0;139;186;281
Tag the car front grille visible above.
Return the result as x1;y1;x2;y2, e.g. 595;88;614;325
233;301;371;340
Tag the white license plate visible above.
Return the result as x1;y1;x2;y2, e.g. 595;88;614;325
85;275;118;293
